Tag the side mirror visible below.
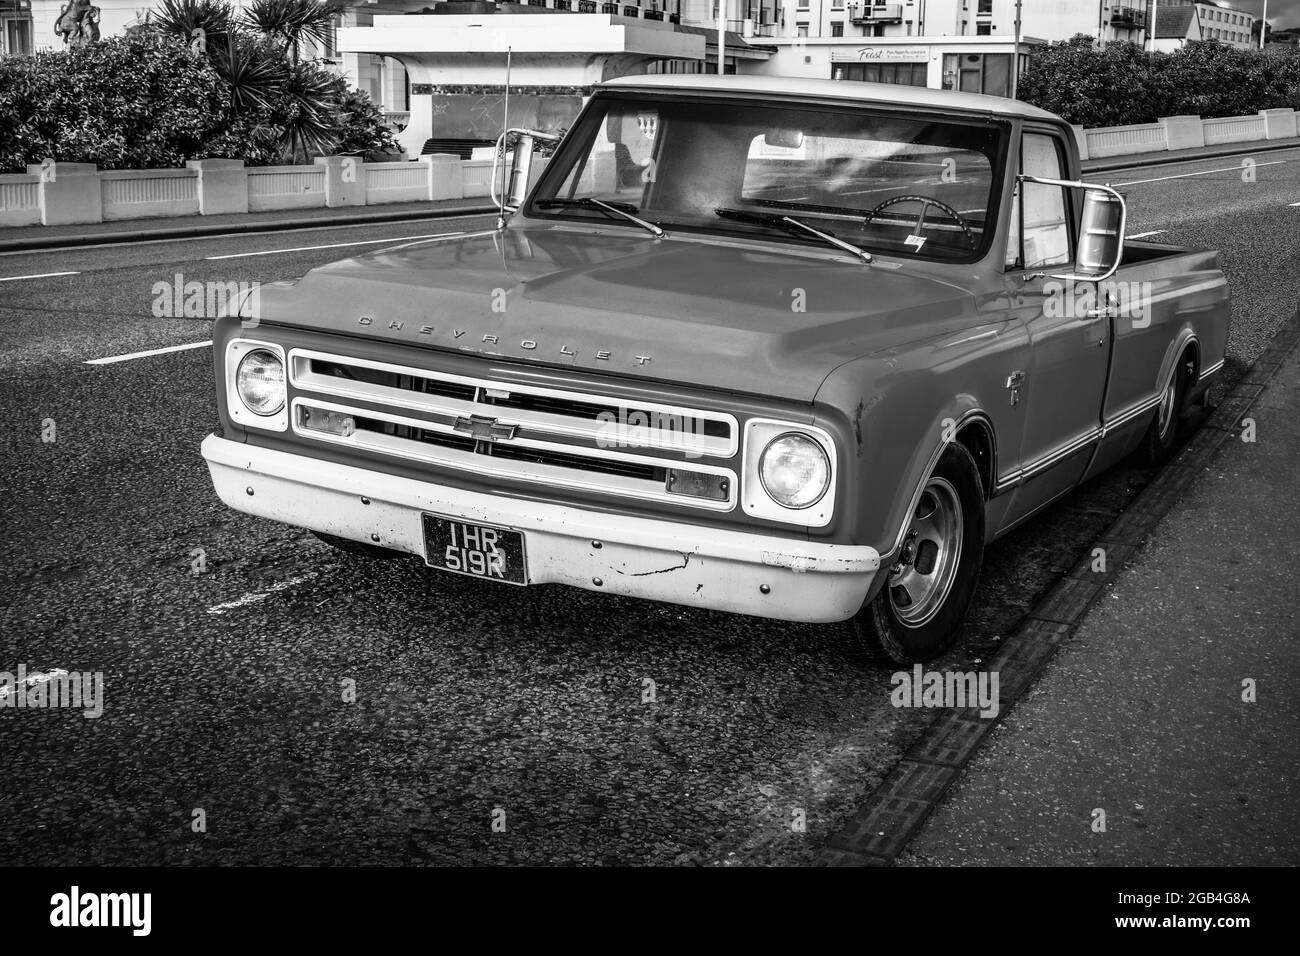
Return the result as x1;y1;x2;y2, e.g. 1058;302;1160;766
493;127;563;225
1076;187;1125;279
1018;175;1127;283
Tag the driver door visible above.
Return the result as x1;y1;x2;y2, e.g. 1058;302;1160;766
1003;129;1110;523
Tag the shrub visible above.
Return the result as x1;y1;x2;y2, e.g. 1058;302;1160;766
1019;36;1300;127
0;33;227;172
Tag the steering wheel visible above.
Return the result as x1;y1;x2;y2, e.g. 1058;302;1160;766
865;195;978;250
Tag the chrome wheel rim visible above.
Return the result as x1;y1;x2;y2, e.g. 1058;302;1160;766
888;477;963;627
1157;371;1178;439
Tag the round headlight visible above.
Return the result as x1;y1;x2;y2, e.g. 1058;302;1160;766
235;349;285;416
759;433;830;509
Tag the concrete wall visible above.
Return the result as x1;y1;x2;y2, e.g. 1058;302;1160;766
0;154;545;227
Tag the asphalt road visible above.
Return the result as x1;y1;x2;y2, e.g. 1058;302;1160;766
1;148;1297;866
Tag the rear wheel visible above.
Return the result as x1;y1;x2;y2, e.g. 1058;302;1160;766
850;442;985;664
1138;353;1193;466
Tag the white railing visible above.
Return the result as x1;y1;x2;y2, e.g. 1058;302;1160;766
246;165;326;211
461;159;495;198
1203;113;1268;145
1084;122;1167;158
0;174;41;227
363;161;427;205
100;169;199;220
6;108;1297;230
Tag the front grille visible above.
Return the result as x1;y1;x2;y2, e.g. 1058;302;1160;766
288;348;738;511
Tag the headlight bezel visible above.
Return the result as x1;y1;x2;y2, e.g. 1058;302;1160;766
224;339;288;432
742;418;837;527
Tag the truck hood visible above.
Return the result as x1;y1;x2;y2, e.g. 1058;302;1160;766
250;224;982;403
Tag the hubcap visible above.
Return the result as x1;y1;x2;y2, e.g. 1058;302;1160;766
888;477;963;627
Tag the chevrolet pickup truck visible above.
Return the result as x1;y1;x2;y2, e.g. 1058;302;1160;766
202;75;1230;663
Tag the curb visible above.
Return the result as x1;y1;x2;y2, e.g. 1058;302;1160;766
1083;138;1300;174
0;204;498;255
816;308;1300;866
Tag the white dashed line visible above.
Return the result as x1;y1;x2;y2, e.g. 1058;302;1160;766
1126;230;1167;239
206;573;318;616
0;271;80;282
204;231;464;260
1107;161;1285;187
84;340;213;365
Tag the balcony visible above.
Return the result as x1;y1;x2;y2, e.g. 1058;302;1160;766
1110;7;1147;30
848;3;904;25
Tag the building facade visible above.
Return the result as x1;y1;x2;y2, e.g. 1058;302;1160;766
1161;1;1257;49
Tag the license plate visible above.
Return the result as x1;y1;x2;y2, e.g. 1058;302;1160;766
421;514;527;586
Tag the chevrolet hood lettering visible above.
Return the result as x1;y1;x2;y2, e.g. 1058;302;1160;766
250;227;976;402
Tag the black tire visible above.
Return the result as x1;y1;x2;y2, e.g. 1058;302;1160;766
1137;354;1193;466
850;442;985;664
311;530;404;560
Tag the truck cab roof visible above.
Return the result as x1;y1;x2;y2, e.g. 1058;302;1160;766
600;74;1063;124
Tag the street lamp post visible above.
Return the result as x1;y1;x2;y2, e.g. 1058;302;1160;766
1011;0;1022;100
717;0;725;75
1259;0;1268;49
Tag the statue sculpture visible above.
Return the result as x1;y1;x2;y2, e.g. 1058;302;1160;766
54;0;102;47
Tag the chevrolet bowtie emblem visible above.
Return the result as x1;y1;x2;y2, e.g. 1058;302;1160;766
454;414;519;442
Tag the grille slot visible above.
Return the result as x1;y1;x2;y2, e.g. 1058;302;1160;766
288;349;739;512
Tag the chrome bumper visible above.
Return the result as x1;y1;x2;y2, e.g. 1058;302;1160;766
201;435;880;623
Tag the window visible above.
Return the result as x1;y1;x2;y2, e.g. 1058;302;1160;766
831;21;844;36
838;61;928;86
976;22;991;35
535;95;1004;263
4;17;33;55
832;0;845;7
943;51;1012;96
977;0;992;12
1008;132;1071;269
796;22;809;36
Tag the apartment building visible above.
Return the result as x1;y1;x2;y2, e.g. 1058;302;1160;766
1160;0;1258;49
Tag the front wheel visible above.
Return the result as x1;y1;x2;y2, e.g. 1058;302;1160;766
850;442;985;664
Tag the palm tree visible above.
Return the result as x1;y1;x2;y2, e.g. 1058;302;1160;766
244;0;344;64
150;0;234;56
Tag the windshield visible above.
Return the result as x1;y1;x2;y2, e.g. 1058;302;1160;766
529;93;1007;263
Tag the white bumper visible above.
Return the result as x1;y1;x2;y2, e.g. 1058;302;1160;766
201;435;880;623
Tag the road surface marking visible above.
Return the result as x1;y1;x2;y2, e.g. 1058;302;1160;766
1290;202;1300;206
84;340;213;365
0;271;80;282
204;231;464;260
1126;230;1166;239
206;573;318;615
0;669;69;699
1108;161;1285;187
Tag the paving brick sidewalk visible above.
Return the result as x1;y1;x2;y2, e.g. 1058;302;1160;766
898;340;1300;866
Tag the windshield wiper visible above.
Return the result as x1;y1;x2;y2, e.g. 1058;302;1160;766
715;207;873;264
534;197;666;238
